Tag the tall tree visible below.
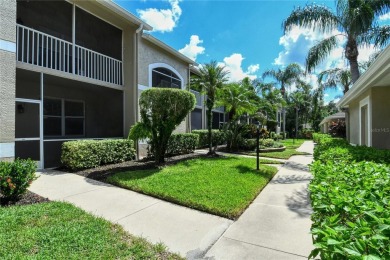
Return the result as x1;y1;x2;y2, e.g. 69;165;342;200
263;63;304;135
318;68;352;94
283;0;390;83
191;61;229;154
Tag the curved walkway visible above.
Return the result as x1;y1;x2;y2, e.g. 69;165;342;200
205;141;314;259
29;141;314;259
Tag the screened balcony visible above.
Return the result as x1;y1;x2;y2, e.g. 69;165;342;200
16;0;123;86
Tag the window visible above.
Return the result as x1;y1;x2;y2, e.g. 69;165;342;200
44;98;84;137
152;67;182;89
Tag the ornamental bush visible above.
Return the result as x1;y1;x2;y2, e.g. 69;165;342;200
130;88;195;164
0;159;37;204
166;133;199;155
192;130;226;148
61;139;135;171
309;135;390;259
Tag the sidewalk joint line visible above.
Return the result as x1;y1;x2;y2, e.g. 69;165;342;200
223;236;308;258
114;201;161;222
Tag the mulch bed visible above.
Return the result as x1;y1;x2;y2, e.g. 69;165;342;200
70;152;214;181
1;191;50;207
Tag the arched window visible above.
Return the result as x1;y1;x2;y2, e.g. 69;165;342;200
152;67;182;89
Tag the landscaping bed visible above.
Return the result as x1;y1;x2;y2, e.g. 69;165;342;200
309;133;390;259
106;156;278;219
0;191;49;207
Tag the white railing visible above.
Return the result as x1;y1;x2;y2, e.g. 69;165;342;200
16;24;123;86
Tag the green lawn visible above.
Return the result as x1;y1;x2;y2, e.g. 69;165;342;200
0;202;181;259
108;157;278;219
248;139;309;159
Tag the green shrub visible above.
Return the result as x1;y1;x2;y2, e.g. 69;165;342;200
192;130;226;148
132;88;195;164
259;138;274;147
61;139;135;171
166;133;199;155
0;159;37;204
309;135;390;259
239;138;257;150
310;161;390;259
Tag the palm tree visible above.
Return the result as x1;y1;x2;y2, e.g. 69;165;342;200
263;63;304;136
216;80;259;121
318;68;352;94
283;1;390;83
191;61;229;154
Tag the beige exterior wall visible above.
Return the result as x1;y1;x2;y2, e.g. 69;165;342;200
0;0;16;160
371;87;390;149
347;89;371;145
138;38;190;134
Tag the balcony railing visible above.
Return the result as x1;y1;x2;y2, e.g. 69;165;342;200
16;24;123;86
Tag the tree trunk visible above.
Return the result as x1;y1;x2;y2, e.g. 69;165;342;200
345;38;360;84
206;101;214;155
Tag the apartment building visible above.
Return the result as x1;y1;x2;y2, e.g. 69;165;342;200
0;0;196;168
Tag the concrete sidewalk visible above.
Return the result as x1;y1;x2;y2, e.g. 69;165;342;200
29;171;233;258
29;141;314;259
205;141;314;259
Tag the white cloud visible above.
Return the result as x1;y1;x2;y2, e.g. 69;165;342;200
379;12;390;21
137;0;182;33
179;35;205;61
324;93;329;97
218;53;259;82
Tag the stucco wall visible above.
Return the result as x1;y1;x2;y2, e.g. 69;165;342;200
347;89;371;145
371;87;390;149
0;0;16;160
138;38;189;134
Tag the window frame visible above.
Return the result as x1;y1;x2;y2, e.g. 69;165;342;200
43;97;85;138
148;63;184;89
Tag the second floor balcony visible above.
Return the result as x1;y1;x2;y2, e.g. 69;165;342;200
16;24;123;86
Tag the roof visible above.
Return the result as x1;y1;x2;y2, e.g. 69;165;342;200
338;45;390;108
142;34;198;66
96;0;153;30
319;112;345;125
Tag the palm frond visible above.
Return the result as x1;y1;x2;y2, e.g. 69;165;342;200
358;25;390;48
306;36;338;73
283;4;339;33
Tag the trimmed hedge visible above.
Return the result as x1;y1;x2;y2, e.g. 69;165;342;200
191;130;226;148
0;159;37;204
166;133;199;155
309;134;390;259
61;139;135;171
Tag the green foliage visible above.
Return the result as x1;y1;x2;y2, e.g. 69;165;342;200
309;134;390;259
240;138;257;150
0;159;37;204
108;157;278;219
191;129;226;148
61;139;135;171
128;122;151;141
138;88;196;163
0;202;182;259
166;133;199;155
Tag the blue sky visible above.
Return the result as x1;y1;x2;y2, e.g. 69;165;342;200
114;0;390;104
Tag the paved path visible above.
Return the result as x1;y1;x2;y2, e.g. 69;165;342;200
205;141;314;259
29;141;314;259
29;171;233;258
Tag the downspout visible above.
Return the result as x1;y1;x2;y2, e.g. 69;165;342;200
134;24;143;159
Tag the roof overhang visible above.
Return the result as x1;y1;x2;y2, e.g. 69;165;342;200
319;112;345;126
142;34;198;66
337;45;390;108
96;0;153;31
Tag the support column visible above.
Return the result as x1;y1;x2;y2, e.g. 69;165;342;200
0;0;17;161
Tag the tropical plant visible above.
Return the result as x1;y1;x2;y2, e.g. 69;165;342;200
216;78;260;121
283;1;390;83
191;61;230;154
129;88;195;164
318;68;352;94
